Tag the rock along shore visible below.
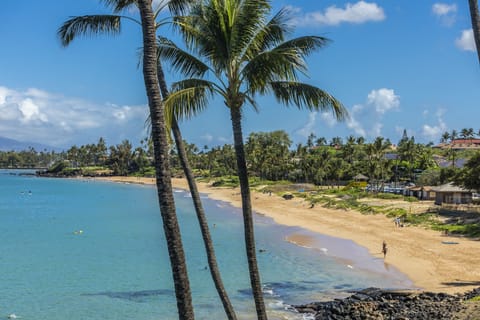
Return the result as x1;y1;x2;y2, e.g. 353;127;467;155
294;287;480;320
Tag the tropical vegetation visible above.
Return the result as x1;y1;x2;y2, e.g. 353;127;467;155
5;126;480;194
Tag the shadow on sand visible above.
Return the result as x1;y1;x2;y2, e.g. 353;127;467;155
441;280;480;287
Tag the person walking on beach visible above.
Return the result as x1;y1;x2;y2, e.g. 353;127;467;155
382;241;388;258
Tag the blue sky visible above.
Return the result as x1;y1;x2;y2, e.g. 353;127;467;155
0;1;479;150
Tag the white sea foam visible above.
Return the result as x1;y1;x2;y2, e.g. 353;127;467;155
302;313;316;320
268;299;284;308
263;289;274;295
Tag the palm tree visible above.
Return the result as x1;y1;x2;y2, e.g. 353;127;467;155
137;0;193;318
58;1;237;319
449;129;458;167
440;131;450;144
162;1;347;318
468;0;480;64
365;137;390;190
315;136;327;146
461;127;469;141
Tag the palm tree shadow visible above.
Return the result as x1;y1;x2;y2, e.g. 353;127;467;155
441;280;480;287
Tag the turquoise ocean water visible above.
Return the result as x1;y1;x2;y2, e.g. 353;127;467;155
0;170;413;319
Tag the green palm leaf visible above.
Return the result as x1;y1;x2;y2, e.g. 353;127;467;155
167;0;194;15
100;0;137;13
243;49;301;92
270;81;348;120
276;36;330;58
58;15;132;46
165;79;217;122
230;0;270;59
243;35;331;93
244;7;290;58
157;37;209;77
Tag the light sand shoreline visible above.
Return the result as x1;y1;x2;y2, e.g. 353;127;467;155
94;176;480;294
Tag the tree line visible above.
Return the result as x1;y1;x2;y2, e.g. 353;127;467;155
4;128;480;192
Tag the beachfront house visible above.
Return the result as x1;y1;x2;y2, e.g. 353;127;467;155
405;186;435;201
431;183;473;205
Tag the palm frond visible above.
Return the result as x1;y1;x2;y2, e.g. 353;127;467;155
230;0;270;59
167;0;193;15
244;94;260;113
243;35;330;92
275;36;330;59
270;81;348;121
58;15;125;46
165;79;216;122
157;36;209;77
243;49;303;93
100;0;137;13
244;7;291;59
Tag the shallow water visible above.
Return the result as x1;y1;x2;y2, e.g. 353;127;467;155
0;170;412;319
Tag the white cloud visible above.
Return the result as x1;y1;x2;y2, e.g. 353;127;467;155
343;88;399;139
0;86;149;148
369;122;383;137
296;111;318;138
421;108;447;141
345;104;366;136
0;86;14;105
291;1;385;27
320;111;337;127
18;98;48;123
455;29;476;51
351;104;364;113
200;133;214;143
367;88;400;114
432;3;457;16
217;136;231;143
432;3;457;26
346;118;366;137
25;88;51;99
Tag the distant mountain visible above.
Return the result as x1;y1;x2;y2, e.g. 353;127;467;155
0;136;59;152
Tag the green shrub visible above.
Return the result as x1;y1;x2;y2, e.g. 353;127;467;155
345;181;368;189
212;176;239;187
47;161;69;173
403;196;419;202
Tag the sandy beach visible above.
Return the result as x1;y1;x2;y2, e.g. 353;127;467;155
96;176;480;294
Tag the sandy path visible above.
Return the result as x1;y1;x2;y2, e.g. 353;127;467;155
95;176;480;294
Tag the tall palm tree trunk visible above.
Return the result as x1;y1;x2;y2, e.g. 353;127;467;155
156;64;238;320
229;106;268;320
469;0;480;64
137;1;194;319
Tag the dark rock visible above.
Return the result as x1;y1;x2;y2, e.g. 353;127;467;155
294;287;480;320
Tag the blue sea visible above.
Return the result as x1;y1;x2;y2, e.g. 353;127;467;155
0;170;413;319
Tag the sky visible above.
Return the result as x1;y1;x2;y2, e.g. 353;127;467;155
0;0;479;150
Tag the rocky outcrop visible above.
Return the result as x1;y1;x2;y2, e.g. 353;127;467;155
295;287;480;320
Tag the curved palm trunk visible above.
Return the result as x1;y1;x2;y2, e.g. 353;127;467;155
229;106;268;320
469;0;480;64
156;64;238;320
137;1;194;319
